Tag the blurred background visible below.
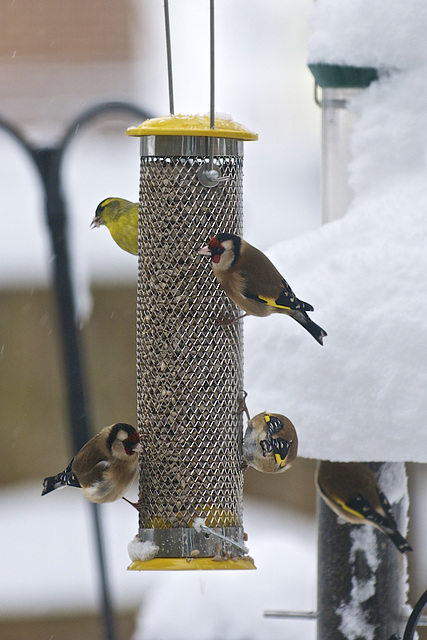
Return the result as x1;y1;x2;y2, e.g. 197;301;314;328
0;1;424;639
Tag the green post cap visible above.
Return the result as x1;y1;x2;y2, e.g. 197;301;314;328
308;63;378;88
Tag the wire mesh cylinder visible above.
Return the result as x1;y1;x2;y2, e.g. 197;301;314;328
136;135;245;558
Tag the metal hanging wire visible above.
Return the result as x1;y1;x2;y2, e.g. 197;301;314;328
209;0;215;131
163;0;224;188
207;0;218;180
204;0;228;187
164;0;174;115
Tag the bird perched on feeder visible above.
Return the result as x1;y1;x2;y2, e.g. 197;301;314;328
315;461;412;554
91;198;138;255
239;395;298;473
42;423;142;503
197;233;327;345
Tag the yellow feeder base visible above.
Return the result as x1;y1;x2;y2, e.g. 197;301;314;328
126;114;258;140
128;556;256;571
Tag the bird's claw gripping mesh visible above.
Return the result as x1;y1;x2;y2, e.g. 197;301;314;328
136;148;245;557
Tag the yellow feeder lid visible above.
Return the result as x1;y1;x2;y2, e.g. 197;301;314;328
127;114;258;140
128;556;256;571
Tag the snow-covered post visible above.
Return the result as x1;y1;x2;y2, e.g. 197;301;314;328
309;62;409;640
317;462;409;640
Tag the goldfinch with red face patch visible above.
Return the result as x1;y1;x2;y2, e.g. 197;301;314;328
91;198;138;255
315;461;412;553
42;423;142;503
198;233;327;344
243;411;298;474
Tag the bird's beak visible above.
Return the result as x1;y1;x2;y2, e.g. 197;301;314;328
197;245;211;256
133;442;143;453
90;216;102;229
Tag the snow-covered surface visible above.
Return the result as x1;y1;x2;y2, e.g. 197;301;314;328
308;0;427;69
244;162;427;462
0;481;144;616
0;482;316;640
244;6;427;463
336;527;379;640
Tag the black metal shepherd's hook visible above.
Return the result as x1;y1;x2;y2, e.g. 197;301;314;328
388;589;427;640
0;101;150;640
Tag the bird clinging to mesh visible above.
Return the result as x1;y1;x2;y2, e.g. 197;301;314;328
239;393;298;474
91;197;138;255
198;233;327;344
42;423;142;504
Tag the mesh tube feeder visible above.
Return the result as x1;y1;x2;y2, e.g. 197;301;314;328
127;114;257;570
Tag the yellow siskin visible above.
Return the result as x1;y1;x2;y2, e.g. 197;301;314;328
198;233;327;344
42;423;142;504
91;197;138;255
315;461;412;553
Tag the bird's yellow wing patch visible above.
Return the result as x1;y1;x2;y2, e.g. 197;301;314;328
335;497;365;520
257;295;291;310
274;453;286;468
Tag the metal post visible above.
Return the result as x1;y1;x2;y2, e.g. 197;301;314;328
34;145;117;640
320;87;358;223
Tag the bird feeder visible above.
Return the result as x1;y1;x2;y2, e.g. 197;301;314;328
126;114;257;570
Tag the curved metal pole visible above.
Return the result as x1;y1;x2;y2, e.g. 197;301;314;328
0;101;151;640
58;101;151;165
402;589;427;640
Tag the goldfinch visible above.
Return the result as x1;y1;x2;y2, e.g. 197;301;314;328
91;198;138;255
198;233;327;344
42;423;142;503
315;461;412;554
242;409;298;474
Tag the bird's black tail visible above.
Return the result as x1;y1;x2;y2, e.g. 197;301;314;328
384;526;413;554
293;311;327;345
41;461;80;496
378;490;413;553
41;474;61;496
